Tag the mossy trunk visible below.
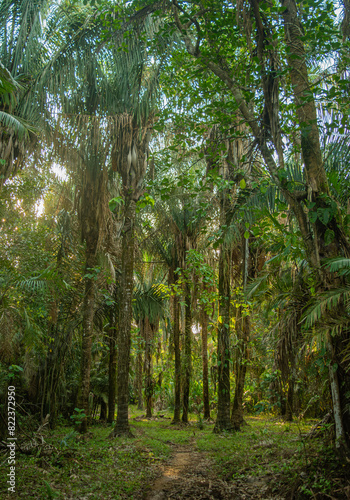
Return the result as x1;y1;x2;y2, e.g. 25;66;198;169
214;240;232;432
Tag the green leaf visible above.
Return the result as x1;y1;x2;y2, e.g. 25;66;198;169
109;196;124;211
244;231;250;239
324;228;334;246
240;178;246;189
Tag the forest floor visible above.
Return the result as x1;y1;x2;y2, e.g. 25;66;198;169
1;408;350;499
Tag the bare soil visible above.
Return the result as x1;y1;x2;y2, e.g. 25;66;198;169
146;444;282;500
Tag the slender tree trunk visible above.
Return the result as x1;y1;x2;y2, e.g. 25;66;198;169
111;198;136;437
100;399;107;421
144;317;154;418
78;252;97;433
136;321;144;410
201;306;210;420
182;280;192;423
172;293;181;423
285;373;294;422
108;317;118;423
231;310;249;430
328;342;348;451
231;238;250;430
214;239;232;432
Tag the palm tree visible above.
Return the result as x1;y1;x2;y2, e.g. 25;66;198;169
149;234;182;423
133;271;167;417
204;123;250;432
0;0;51;184
24;0;172;435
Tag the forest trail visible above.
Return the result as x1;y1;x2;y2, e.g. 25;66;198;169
146;441;279;500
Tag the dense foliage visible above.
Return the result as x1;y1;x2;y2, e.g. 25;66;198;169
1;0;350;497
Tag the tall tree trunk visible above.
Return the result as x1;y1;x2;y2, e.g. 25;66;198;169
285;373;294;422
282;0;350;452
136;321;144;411
77;251;97;433
281;0;327;195
201;306;210;420
231;309;249;430
111;198;136;437
231;238;250;430
108;314;118;423
100;399;107;420
214;239;232;432
328;341;348;451
172;292;181;424
144;317;154;418
182;280;192;423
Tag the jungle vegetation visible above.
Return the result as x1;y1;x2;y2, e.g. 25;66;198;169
1;0;350;498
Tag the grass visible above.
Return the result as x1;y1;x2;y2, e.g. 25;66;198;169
0;408;349;499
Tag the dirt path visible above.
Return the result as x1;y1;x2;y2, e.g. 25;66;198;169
146;444;279;500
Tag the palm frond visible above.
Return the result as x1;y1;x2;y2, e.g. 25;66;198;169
0;111;36;137
303;288;350;328
324;257;350;274
15;278;47;292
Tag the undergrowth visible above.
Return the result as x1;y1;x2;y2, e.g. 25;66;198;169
0;408;349;499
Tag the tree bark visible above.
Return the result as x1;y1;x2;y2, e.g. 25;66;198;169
172;292;182;423
112;198;136;437
136;321;144;410
144;317;154;418
281;0;350;450
108;316;118;423
182;280;192;423
231;238;250;430
281;0;327;195
328;342;348;452
100;399;107;420
214;239;232;432
77;252;97;433
201;306;210;420
231;309;249;430
285;374;294;422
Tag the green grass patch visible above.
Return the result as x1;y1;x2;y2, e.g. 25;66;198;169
0;409;348;499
